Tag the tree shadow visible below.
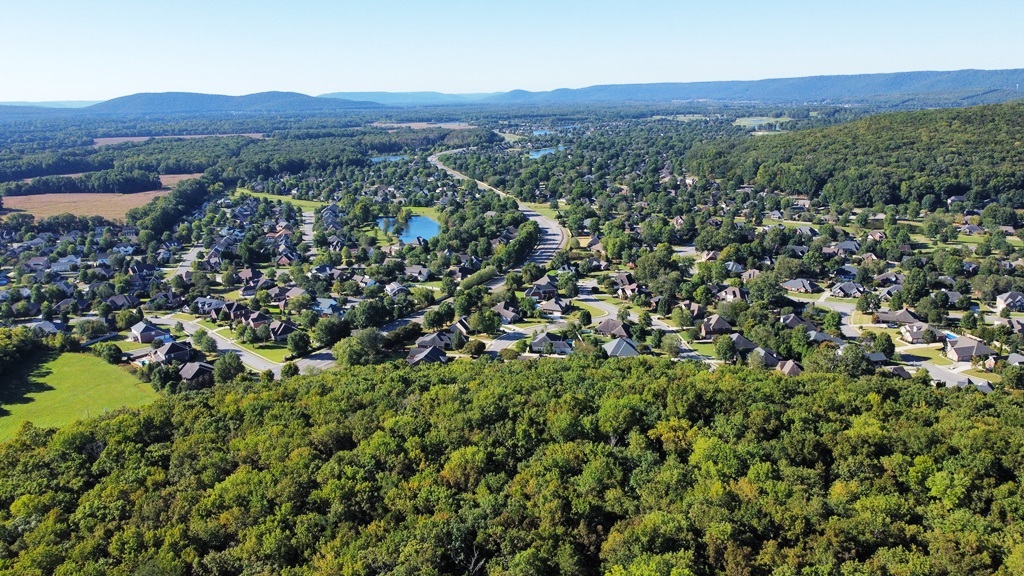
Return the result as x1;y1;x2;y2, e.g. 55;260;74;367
0;351;58;417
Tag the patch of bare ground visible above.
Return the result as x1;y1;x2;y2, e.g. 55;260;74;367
92;133;264;146
370;121;476;130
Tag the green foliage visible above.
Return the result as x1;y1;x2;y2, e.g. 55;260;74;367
213;351;245;383
1;359;1023;574
92;342;122;364
332;328;387;366
688;101;1024;207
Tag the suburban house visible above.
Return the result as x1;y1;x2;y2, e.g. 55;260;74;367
406;346;449;366
179;361;214;385
700;314;732;338
946;337;996;363
781;279;818;293
492;302;523;324
130;321;167;344
150;341;192;365
416;332;454;350
595;319;630;338
603;338;639;358
776;360;803;377
996;291;1024;313
268;320;299;342
531;333;573;355
525;276;559;300
831;282;865;298
538;297;571;317
876;308;922;325
780;313;816;331
899;322;943;344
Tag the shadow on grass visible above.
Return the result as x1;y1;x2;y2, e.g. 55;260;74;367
0;351;58;417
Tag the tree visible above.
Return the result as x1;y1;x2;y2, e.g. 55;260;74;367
281;362;300;378
333;328;385;366
313;316;348;347
469;309;501;335
255;324;272;344
214;352;245;384
578;309;592;326
838;343;873;377
1002;365;1024;390
464;340;486;357
93;342;122;364
714;335;737;363
287;331;311;356
823;311;842;334
856;292;881;313
872;332;896;359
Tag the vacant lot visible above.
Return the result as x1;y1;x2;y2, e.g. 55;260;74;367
93;133;264;146
0;352;158;441
2;190;171;220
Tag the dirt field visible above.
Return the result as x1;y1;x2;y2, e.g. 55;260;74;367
93;133;264;146
1;190;171;220
370;121;476;130
159;173;203;187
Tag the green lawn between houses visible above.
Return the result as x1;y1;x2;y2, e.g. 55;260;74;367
0;352;158;442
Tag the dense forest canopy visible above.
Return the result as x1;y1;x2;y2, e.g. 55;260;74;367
1;357;1023;575
686;101;1024;209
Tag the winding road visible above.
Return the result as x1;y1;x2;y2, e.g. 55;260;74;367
428;150;568;265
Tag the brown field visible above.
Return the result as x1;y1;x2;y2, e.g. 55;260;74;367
93;133;264;147
159;173;203;186
370;121;476;130
1;190;171;220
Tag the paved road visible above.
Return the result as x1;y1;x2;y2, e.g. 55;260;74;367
301;211;316;256
171;244;202;278
151;315;282;376
429;150;568;265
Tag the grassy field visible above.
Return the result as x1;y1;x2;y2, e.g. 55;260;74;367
899;345;953;366
235;189;327;210
113;336;152;352
236;341;290;363
522;202;561;221
575;300;608;320
0;353;158;441
407;206;443;221
2;190;172;220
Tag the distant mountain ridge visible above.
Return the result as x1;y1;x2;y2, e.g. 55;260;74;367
482;69;1024;104
3;68;1024;116
319;91;497;106
84;91;380;115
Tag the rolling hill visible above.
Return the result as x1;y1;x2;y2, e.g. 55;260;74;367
484;69;1024;105
83;91;380;115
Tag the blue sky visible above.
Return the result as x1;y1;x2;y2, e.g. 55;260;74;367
2;0;1022;101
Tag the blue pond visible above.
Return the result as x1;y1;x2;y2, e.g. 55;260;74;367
371;155;409;163
532;129;551;136
378;215;441;243
528;146;565;159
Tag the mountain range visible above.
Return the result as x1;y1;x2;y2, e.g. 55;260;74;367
2;68;1023;116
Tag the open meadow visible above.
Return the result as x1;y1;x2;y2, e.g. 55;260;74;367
0;352;159;441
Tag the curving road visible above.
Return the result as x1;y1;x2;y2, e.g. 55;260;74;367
429;150;568;265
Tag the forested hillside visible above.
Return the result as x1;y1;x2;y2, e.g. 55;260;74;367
686;101;1024;208
1;357;1023;575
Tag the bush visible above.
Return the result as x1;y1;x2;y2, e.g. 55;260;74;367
93;342;123;364
464;340;486;357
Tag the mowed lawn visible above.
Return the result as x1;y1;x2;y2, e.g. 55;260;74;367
0;353;159;441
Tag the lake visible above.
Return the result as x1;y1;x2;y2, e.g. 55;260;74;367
378;215;441;243
532;129;552;136
528;145;565;159
371;155;409;163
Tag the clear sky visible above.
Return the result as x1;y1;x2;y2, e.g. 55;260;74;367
2;0;1022;101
